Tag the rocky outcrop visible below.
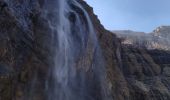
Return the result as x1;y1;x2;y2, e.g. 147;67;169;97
83;1;170;99
152;26;170;38
120;45;170;100
113;27;170;99
114;26;170;50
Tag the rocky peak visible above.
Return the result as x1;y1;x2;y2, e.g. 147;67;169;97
114;26;170;50
152;26;170;38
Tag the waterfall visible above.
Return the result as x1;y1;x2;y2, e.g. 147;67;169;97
43;0;110;100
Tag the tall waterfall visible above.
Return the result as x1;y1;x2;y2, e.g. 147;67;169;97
43;0;110;100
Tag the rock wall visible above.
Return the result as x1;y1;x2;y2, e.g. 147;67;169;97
81;1;170;100
114;26;170;50
120;45;170;100
0;0;170;100
0;0;55;99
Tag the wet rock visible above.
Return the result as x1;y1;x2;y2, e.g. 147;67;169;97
163;67;170;77
0;64;10;77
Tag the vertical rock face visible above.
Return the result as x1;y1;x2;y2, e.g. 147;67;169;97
0;0;52;99
79;1;129;100
113;27;170;99
0;0;170;100
42;0;111;100
0;0;112;100
120;46;170;100
82;0;170;99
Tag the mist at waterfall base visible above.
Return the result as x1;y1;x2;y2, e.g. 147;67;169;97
41;0;110;100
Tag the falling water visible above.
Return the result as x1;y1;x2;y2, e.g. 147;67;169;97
44;0;110;100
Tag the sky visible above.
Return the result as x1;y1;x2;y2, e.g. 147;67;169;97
85;0;170;32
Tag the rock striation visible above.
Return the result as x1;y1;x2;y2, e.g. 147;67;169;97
113;26;170;100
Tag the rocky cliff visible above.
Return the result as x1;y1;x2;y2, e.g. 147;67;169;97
113;27;170;99
114;26;170;50
79;2;170;99
0;0;117;99
0;0;170;100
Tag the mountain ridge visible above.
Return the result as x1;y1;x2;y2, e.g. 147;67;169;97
113;26;170;50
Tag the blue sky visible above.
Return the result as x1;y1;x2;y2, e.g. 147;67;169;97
85;0;170;32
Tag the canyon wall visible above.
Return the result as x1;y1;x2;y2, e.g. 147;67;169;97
0;0;170;100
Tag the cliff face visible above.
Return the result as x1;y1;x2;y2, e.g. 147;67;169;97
114;26;170;50
79;1;131;100
0;0;53;99
120;46;170;100
82;0;170;99
0;0;170;100
0;0;116;99
113;27;170;99
153;26;170;38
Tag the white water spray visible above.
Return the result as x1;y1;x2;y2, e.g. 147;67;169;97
44;0;111;100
